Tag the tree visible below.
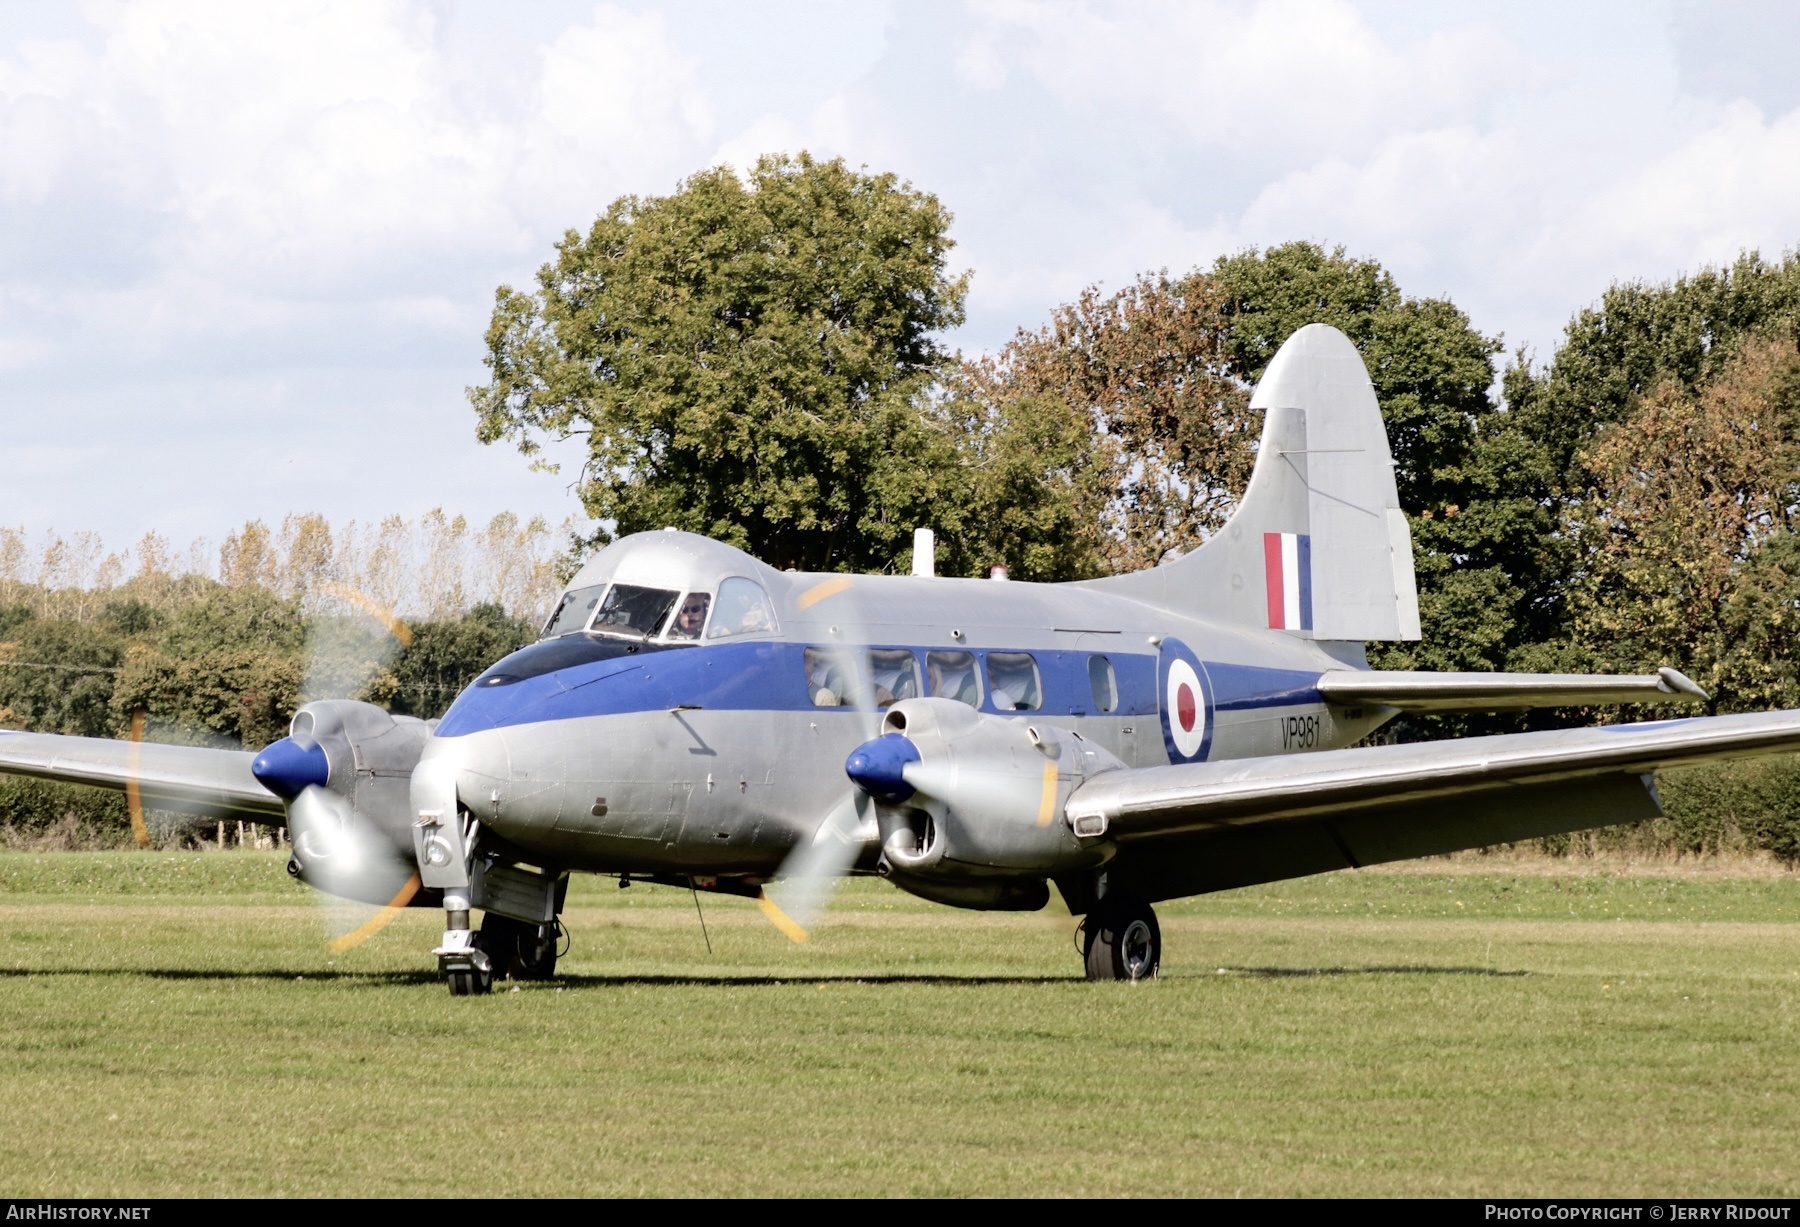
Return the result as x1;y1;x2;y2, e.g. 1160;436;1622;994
471;153;970;574
1569;336;1800;713
110;583;306;750
383;603;534;720
965;244;1511;671
961;273;1249;574
0;619;123;738
1496;251;1800;659
927;391;1110;582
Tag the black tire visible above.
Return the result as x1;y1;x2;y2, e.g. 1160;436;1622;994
447;967;490;997
1083;901;1161;982
477;914;559;981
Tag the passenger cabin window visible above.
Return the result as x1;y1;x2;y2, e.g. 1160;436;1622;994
542;584;606;638
592;584;679;639
926;650;982;708
806;647;852;707
708;577;780;639
985;652;1042;711
666;592;711;641
1088;655;1118;713
805;648;921;708
869;650;921;708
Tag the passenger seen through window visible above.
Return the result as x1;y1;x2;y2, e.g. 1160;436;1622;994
985;652;1042;711
869;650;921;708
592;584;679;639
926;651;982;708
806;648;852;707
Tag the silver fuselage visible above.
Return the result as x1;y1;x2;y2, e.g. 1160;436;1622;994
420;534;1392;878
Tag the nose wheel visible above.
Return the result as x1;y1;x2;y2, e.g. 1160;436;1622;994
1083;900;1161;982
435;903;493;996
447;966;491;996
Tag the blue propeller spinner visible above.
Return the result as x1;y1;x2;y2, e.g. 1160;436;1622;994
844;733;920;804
250;737;330;800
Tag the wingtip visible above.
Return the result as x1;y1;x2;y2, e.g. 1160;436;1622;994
1657;667;1710;701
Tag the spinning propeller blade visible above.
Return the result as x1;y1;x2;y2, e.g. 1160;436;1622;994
124;709;151;849
759;576;885;942
759;791;869;942
291;585;418;950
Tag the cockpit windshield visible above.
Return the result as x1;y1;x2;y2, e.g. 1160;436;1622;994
591;584;680;639
541;584;605;638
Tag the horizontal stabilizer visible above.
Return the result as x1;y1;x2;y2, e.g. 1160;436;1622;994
0;731;281;821
1317;666;1707;712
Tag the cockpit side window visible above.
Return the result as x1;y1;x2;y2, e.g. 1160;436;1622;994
926;650;982;708
541;584;606;638
592;584;680;639
666;592;711;641
708;577;779;639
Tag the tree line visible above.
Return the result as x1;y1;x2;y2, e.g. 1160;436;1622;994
0;512;565;845
7;151;1800;856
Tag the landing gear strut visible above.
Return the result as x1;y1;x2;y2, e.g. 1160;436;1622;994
436;894;492;996
1083;899;1161;982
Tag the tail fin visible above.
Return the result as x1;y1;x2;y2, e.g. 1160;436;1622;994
1086;323;1420;642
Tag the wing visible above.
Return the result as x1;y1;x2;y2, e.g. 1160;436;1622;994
1064;709;1800;903
1316;666;1707;712
0;730;282;821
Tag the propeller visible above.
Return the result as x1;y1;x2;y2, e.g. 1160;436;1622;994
253;585;421;952
757;576;888;942
757;790;870;942
124;709;151;849
285;778;420;952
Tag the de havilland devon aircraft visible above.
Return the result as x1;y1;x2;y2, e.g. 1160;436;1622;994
6;323;1800;995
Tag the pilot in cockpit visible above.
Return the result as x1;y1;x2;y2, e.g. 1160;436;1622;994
667;592;711;641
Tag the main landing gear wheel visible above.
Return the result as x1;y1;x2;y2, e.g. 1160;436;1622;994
476;914;560;982
1083;900;1161;982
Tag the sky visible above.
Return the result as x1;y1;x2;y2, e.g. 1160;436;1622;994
2;0;1798;555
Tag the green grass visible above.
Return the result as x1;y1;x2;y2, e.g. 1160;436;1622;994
1;852;1798;1197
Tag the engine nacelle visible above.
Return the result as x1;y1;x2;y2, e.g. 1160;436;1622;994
845;698;1121;909
252;700;434;905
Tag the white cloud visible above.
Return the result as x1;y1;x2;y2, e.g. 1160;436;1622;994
959;0;1515;161
0;1;718;549
3;0;1800;552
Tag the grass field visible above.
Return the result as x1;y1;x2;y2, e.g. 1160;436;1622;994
1;851;1798;1197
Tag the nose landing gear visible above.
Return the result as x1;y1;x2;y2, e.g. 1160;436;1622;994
436;898;493;996
1082;899;1161;982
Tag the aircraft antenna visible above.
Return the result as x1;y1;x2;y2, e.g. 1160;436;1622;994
688;878;713;955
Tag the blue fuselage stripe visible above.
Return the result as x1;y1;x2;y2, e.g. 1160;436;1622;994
433;640;1326;736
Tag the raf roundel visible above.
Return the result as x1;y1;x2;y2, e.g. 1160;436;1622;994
1165;656;1208;760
